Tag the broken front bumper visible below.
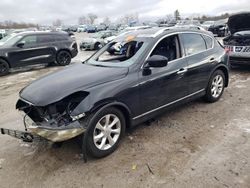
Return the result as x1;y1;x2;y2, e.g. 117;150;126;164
1;121;86;143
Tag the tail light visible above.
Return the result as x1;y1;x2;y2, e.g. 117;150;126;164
224;47;230;53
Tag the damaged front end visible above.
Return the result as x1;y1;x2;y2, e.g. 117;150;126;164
10;91;89;142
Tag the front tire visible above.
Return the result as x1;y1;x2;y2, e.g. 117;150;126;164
204;70;225;103
56;51;71;66
0;59;10;76
86;107;125;158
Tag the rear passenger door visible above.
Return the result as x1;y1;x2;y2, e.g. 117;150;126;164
179;33;215;94
35;34;56;63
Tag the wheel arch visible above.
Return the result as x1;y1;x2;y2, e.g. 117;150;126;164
0;57;11;68
90;101;132;129
215;65;229;87
210;64;229;87
57;48;73;58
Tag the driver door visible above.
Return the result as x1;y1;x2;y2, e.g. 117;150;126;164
137;34;189;116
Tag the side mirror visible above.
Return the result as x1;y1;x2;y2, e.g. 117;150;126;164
146;55;168;68
17;41;25;48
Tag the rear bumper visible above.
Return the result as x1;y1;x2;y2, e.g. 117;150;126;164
70;48;78;58
230;56;250;65
80;43;95;50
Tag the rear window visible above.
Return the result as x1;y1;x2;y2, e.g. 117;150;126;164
180;33;206;55
202;35;213;49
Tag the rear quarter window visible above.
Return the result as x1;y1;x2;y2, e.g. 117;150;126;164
54;34;69;42
180;33;206;56
202;35;213;49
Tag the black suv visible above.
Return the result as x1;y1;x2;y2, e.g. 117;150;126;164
0;31;78;76
1;28;229;158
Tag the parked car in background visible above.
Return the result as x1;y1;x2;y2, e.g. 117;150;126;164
2;28;229;158
0;31;78;76
0;30;7;40
201;21;215;30
223;12;250;66
96;25;107;32
80;30;115;50
69;26;78;32
55;27;62;32
108;24;119;31
208;19;228;37
86;25;97;33
77;25;87;32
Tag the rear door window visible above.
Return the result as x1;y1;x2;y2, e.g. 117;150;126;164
180;33;206;56
37;35;55;43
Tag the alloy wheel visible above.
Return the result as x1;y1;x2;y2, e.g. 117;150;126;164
58;52;71;65
93;114;121;150
0;62;7;73
211;75;224;98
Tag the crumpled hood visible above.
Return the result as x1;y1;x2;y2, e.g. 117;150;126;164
20;63;128;106
228;12;250;34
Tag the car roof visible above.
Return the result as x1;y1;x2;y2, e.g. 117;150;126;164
16;31;69;36
123;27;213;39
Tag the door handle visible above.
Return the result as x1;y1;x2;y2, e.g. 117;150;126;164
177;68;187;74
209;57;215;63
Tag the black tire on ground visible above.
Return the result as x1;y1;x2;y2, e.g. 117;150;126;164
46;61;57;67
86;107;126;158
56;50;72;66
204;70;225;103
94;42;101;50
0;59;10;76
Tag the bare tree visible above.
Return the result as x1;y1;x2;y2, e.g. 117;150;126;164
0;20;37;29
78;16;88;25
52;19;63;27
174;10;181;21
87;13;98;24
119;13;139;25
103;17;111;25
165;14;174;22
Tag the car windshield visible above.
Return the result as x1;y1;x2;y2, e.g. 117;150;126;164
86;35;148;67
0;34;22;46
203;21;214;25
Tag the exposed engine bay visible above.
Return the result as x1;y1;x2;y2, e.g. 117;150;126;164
223;35;250;46
13;91;89;142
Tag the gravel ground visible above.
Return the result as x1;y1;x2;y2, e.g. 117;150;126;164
0;33;249;188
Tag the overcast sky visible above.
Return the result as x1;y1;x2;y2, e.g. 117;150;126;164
0;0;249;25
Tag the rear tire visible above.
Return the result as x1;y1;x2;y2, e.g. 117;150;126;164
0;59;10;76
204;70;225;103
94;42;101;50
86;107;126;158
56;51;71;66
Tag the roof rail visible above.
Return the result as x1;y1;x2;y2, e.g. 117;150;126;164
152;28;169;37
